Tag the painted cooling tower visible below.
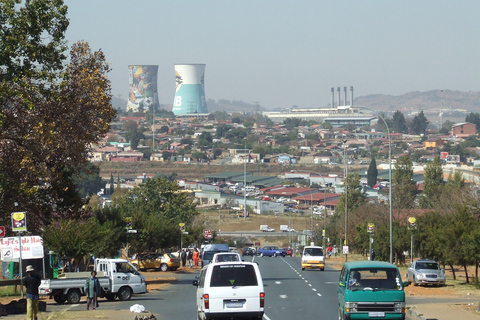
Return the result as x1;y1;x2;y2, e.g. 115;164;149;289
172;64;208;115
127;65;159;112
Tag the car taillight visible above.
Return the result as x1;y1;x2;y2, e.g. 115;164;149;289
170;259;173;262
203;294;209;309
259;292;265;308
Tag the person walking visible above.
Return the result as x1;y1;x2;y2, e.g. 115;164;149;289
333;245;338;257
24;265;41;320
327;245;332;258
180;249;187;267
192;248;200;268
187;249;193;268
84;271;101;310
370;248;375;261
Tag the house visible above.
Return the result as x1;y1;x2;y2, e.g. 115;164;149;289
423;138;444;149
110;151;143;162
451;122;476;137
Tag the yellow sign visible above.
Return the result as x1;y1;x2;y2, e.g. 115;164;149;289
11;212;27;232
179;223;185;231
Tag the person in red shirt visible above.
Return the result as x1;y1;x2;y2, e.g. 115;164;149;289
327;245;333;258
192;248;200;268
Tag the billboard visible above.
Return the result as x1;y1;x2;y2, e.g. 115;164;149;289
127;65;159;112
1;236;44;261
172;64;208;115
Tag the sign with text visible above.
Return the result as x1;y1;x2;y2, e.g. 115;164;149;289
0;227;5;237
203;229;212;239
0;236;44;261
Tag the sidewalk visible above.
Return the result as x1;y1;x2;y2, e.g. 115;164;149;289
407;300;480;320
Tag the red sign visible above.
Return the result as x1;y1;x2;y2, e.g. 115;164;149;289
0;227;4;237
203;229;212;239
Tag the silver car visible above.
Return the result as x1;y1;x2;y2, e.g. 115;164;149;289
406;259;446;286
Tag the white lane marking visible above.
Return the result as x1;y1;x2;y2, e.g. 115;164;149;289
312;288;317;291
264;313;272;320
317;293;322;296
279;295;287;299
275;281;282;284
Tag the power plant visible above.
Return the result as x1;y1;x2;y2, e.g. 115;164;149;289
172;64;208;115
127;65;159;113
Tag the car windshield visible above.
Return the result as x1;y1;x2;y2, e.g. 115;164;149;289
348;268;401;290
416;262;440;270
304;248;323;256
203;251;228;261
210;264;258;287
215;254;240;262
270;246;280;250
116;262;136;273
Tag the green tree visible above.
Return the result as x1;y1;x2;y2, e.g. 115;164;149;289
419;155;444;209
410;111;429;135
116;177;198;252
366;157;378;187
322;122;333;130
392;110;408;133
465;112;480;128
392;155;417;210
335;173;367;216
74;163;105;198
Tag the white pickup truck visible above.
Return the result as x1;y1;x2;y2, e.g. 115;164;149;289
39;258;147;304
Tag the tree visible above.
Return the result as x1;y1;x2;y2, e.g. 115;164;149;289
0;40;116;233
366;157;378;187
74;163;105;198
419;156;444;209
411;111;429;135
392;110;408;133
392;155;417;210
116;177;198;252
335;173;367;216
465;112;480;128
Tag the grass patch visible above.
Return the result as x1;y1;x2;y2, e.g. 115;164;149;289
0;286;21;298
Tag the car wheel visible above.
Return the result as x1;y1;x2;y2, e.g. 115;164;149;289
66;289;81;304
160;263;169;272
105;293;116;301
302;268;305;271
321;268;325;271
117;286;133;301
53;293;66;304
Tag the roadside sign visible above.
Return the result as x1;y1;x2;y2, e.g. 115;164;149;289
11;212;27;232
0;236;44;261
179;223;185;231
203;229;212;239
0;227;5;237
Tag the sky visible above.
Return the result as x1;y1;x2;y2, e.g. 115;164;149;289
64;1;480;110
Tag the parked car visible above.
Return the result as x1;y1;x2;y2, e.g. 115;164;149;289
406;259;446;286
260;196;271;201
283;247;293;256
130;252;180;272
257;246;287;257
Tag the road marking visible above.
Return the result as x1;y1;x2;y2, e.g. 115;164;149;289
312;288;317;291
275;281;282;284
317;293;322;297
279;295;287;299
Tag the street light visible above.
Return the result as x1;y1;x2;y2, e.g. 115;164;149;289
244;138;247;219
343;138;348;262
349;105;393;264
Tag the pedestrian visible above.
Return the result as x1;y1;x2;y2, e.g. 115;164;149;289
327;245;332;258
333;245;338;257
188;249;193;268
370;248;375;261
180;249;187;267
24;265;41;320
192;248;200;268
84;271;101;311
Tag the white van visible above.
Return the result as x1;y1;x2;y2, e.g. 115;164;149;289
201;243;230;267
301;246;325;271
193;261;265;320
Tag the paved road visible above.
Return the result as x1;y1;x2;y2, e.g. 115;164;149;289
34;256;477;320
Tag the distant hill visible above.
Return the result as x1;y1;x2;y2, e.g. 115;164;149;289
352;90;480;114
112;90;480;116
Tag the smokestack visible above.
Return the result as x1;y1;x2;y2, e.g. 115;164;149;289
350;86;353;107
337;87;341;107
331;87;335;109
172;64;208;115
344;87;347;106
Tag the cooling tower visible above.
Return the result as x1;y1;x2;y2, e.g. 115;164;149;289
127;65;159;113
172;64;208;115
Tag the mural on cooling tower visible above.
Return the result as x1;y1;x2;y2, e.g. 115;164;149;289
127;65;159;112
172;64;208;115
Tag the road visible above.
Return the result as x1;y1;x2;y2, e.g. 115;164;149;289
35;256;473;320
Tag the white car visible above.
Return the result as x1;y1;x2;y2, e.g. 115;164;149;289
193;261;265;320
406;259;446;286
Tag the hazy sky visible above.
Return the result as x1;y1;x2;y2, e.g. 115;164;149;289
64;1;479;110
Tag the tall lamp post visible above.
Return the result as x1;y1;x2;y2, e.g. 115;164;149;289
343;139;348;262
243;139;247;219
349;105;393;264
